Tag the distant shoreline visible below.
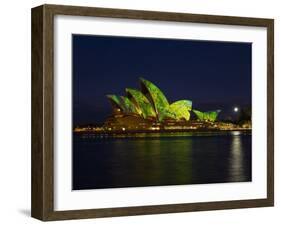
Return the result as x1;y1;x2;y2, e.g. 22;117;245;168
74;128;252;135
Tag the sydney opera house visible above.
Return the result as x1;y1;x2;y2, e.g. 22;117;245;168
103;78;221;131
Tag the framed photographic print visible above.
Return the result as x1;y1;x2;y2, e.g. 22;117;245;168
31;4;274;221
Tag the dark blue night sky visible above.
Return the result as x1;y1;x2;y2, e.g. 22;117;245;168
72;35;252;125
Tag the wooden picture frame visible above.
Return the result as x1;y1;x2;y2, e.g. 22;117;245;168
31;4;274;221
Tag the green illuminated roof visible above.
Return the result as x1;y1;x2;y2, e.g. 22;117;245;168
169;100;192;121
106;78;220;123
193;109;221;122
126;88;156;119
140;78;170;121
121;96;139;114
107;95;138;114
106;95;123;110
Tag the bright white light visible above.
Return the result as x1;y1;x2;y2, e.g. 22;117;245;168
234;107;239;112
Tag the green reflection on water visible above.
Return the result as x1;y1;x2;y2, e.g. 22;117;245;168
110;138;193;187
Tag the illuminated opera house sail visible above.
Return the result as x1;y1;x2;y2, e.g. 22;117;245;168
105;78;220;130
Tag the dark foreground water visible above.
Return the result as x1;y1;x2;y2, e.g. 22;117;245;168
73;131;251;190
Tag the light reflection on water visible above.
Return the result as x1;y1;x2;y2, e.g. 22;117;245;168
229;135;245;181
73;131;252;190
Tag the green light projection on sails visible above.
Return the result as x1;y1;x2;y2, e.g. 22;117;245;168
107;78;219;122
169;100;192;121
126;88;156;119
107;95;138;114
140;77;170;121
193;109;221;122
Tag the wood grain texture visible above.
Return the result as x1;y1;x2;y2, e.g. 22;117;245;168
31;5;44;220
31;4;274;221
267;19;274;206
31;5;55;220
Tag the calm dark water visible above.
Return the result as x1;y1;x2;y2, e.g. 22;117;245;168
72;131;252;190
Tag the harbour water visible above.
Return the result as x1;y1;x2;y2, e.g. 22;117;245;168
72;131;251;190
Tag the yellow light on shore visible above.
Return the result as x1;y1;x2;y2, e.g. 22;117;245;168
150;126;160;130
